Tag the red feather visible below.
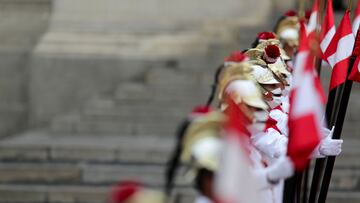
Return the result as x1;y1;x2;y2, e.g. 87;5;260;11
111;181;140;203
284;10;298;17
265;45;281;59
191;105;213;115
224;51;248;63
257;31;277;40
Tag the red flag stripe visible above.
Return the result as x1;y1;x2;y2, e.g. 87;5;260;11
324;11;353;58
327;34;354;67
320;27;336;53
288;114;321;170
320;0;335;55
349;57;360;82
324;11;354;90
288;20;323;171
329;59;351;90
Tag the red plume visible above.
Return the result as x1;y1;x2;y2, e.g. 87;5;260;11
190;105;213;117
257;32;277;40
111;181;140;203
284;10;298;17
224;51;248;63
264;45;281;63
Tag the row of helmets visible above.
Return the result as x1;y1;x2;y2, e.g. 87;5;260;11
110;9;301;203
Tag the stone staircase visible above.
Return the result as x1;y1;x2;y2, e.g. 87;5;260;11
0;4;360;202
0;67;215;203
50;67;214;137
0;132;177;203
0;72;360;203
2;44;360;203
0;130;360;202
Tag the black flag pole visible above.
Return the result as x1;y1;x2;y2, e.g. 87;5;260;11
315;0;326;76
283;1;306;202
308;2;357;201
302;1;326;202
308;89;338;203
317;23;360;203
283;2;308;202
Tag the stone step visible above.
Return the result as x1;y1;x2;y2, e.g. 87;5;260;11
3;132;360;166
83;107;187;120
0;162;167;186
0;183;195;203
327;191;360;203
0;184;355;203
0;184;109;203
114;83;212;103
0;183;357;203
0;132;174;164
330;168;360;191
82;112;186;126
51;115;180;136
85;97;204;112
1;135;360;189
341;122;360;139
327;139;360;168
145;67;214;87
1;135;360;202
0;161;359;191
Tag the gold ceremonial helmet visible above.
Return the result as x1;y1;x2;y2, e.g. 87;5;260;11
225;79;269;110
268;60;290;86
246;44;290;86
250;64;280;85
218;62;267;110
254;40;291;61
181;111;225;172
275;16;300;48
245;48;264;61
255;39;281;49
218;62;253;101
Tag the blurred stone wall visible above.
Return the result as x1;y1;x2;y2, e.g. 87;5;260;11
0;0;298;134
28;0;290;126
0;0;50;137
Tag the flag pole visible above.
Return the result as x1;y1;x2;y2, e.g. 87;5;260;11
308;61;340;203
283;1;306;202
308;4;356;203
315;0;326;76
317;6;358;203
301;165;310;203
302;1;326;202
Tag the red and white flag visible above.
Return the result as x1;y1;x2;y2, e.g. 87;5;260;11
353;0;360;34
349;31;360;82
324;11;355;90
320;0;336;58
288;21;324;170
349;57;360;82
215;99;261;203
307;0;319;37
